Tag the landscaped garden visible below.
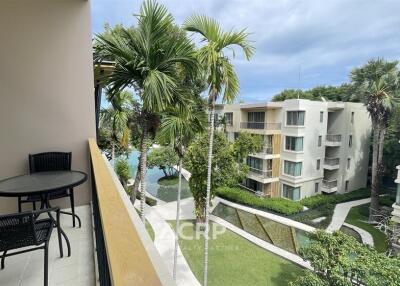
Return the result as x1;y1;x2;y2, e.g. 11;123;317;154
169;220;303;286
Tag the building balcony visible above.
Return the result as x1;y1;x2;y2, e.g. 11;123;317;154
0;140;174;286
325;134;342;146
249;167;272;178
323;157;340;170
321;179;338;193
240;122;281;130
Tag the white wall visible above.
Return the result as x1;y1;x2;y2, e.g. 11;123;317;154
0;0;95;213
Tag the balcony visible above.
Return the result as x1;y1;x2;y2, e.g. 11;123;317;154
0;140;174;286
323;157;340;170
249;167;272;178
240;122;281;130
325;134;342;146
321;179;338;193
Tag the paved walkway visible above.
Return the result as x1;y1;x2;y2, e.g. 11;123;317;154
342;222;374;246
134;200;200;286
327;198;371;232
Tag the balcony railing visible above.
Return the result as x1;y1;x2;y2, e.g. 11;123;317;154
324;157;340;166
322;179;338;189
248;167;272;178
326;134;342;142
240;122;281;130
262;146;273;154
88;139;174;286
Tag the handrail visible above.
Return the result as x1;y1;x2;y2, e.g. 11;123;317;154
88;138;174;286
326;134;341;142
240;122;281;130
322;179;338;188
324;157;340;166
248;167;272;178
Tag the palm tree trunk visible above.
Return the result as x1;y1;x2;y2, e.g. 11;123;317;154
203;93;216;286
130;163;141;205
173;156;183;280
369;126;380;221
139;121;148;223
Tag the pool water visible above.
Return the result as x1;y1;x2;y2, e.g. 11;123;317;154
212;203;313;254
127;151;192;202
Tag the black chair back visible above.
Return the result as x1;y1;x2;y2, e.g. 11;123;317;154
29;152;72;173
0;212;37;251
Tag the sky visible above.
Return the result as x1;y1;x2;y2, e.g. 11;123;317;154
92;0;400;102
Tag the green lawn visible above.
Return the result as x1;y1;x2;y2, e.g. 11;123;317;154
345;204;388;252
169;220;303;286
157;175;179;186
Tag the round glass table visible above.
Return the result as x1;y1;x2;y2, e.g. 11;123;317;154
0;170;87;257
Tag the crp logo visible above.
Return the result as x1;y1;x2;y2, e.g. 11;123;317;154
178;222;226;240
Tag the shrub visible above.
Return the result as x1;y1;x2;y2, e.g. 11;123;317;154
215;187;303;215
300;188;370;209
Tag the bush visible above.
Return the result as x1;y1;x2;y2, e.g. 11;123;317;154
215;187;303;215
290;204;335;229
300;188;370;209
379;195;395;207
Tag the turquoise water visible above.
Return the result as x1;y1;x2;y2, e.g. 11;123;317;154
128;151;192;202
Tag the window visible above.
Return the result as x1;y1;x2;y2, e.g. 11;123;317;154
349;135;353;147
234;132;239;140
345;180;349;191
247;156;263;170
347;158;351;170
282;184;300;201
318;135;322;147
351;112;354;124
244;178;263;192
316;159;320;170
284;161;302;176
286;111;305;126
315;182;319;193
248;112;265;129
320;111;323;123
285;136;304;151
224;112;233;126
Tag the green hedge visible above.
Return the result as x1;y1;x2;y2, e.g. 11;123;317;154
300;188;370;209
215;187;303;215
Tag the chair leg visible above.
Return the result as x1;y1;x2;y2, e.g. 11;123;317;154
1;251;7;270
44;244;49;286
57;212;63;258
32;202;36;211
70;189;76;227
18;197;22;213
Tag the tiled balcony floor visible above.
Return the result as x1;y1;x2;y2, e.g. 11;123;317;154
0;205;95;286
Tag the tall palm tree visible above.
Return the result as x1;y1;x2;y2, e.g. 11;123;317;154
100;90;133;166
94;0;198;222
160;100;206;280
351;59;400;220
183;15;254;286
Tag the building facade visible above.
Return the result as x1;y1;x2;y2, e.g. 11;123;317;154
220;99;371;200
391;162;400;223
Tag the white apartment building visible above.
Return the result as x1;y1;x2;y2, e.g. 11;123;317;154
218;99;371;200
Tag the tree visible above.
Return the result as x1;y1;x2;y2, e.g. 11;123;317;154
115;158;131;190
95;0;198;222
351;59;400;219
99;90;133;165
232;132;263;164
186;132;248;223
159;100;207;280
290;230;400;286
147;146;179;177
183;15;254;286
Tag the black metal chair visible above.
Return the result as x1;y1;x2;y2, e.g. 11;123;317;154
18;152;81;227
0;208;64;286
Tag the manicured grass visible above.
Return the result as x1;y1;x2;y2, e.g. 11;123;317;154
345;204;388;253
157;175;179;186
168;220;302;286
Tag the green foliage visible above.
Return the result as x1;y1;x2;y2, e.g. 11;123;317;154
272;84;355;102
291;230;400;286
383;106;400;176
115;158;131;188
300;188;370;208
147;146;179;177
186;132;247;221
290;204;335;229
232;132;263;163
157;175;179;186
216;187;303;215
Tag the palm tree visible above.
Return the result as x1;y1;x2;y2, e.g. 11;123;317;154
94;0;198;222
351;59;400;221
100;90;133;166
160;100;206;280
183;15;254;286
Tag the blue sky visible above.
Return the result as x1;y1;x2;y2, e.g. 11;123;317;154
92;0;400;102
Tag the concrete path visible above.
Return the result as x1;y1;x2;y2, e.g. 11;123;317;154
134;200;201;286
327;198;371;232
342;222;374;246
173;165;191;181
154;197;196;220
